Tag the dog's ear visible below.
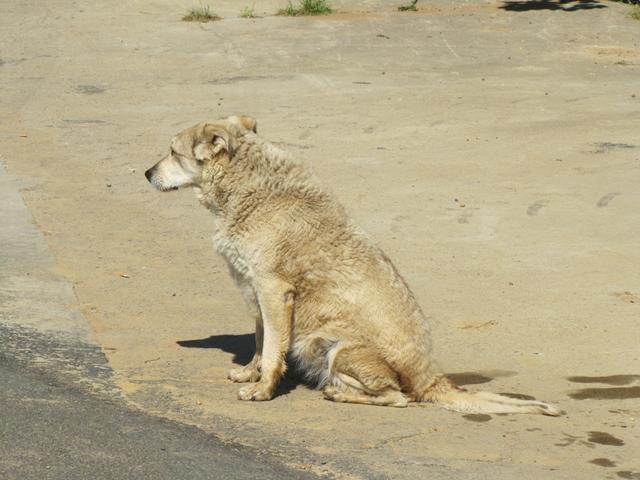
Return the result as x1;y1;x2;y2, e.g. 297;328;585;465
193;124;236;161
228;115;257;133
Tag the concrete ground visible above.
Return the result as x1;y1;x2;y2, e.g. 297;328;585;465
2;0;639;478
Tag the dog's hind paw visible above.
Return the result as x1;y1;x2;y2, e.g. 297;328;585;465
322;386;341;400
238;383;273;401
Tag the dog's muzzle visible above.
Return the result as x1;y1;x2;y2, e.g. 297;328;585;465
145;166;179;191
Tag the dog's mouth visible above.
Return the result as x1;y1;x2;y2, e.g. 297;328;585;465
148;179;180;192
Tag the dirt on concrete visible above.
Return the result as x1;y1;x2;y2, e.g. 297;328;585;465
2;0;639;478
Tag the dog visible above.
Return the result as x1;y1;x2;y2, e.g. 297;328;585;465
145;115;560;415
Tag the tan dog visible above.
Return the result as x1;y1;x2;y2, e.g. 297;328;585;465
145;115;560;415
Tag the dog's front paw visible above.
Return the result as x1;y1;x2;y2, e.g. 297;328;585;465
238;383;273;401
228;366;261;383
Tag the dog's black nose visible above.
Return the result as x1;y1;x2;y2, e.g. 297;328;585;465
144;168;153;182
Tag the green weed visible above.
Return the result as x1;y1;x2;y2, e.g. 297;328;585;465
398;0;418;11
183;5;220;22
240;6;256;18
277;0;332;16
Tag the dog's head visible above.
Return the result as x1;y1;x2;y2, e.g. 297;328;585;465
144;115;257;191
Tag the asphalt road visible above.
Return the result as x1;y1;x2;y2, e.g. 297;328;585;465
0;353;318;480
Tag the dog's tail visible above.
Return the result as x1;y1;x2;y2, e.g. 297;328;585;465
418;375;561;416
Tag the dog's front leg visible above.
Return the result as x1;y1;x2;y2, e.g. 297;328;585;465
228;286;264;383
238;279;294;401
228;316;263;382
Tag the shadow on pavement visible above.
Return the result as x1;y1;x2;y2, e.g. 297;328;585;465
178;333;255;365
500;0;607;11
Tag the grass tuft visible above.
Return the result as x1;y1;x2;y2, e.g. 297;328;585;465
183;5;221;22
398;0;418;11
277;0;332;16
240;6;256;18
613;0;640;19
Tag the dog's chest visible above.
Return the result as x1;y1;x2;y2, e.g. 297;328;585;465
212;233;253;280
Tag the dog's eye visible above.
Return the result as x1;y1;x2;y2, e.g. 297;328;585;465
170;148;176;156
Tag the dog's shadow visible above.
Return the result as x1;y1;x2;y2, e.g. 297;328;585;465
176;333;300;397
177;333;255;365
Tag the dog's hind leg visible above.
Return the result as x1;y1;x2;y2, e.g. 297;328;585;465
322;344;408;408
323;384;408;407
